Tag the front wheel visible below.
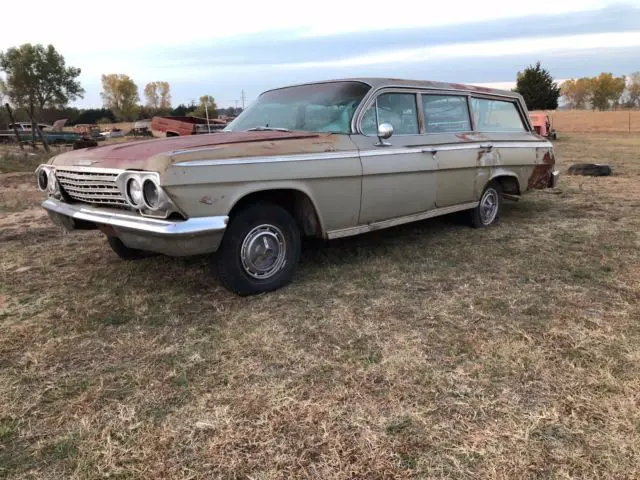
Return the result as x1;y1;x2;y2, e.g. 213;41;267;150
471;181;502;228
213;203;301;296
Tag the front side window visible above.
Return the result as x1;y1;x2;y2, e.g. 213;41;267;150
471;98;526;132
422;95;471;133
361;93;419;135
224;81;370;134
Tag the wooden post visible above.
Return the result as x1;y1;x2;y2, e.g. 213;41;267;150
33;120;50;153
5;103;24;151
27;110;50;153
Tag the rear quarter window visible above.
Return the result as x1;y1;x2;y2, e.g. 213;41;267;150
471;98;526;132
422;95;471;133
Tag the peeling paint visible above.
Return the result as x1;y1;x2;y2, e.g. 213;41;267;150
528;150;555;189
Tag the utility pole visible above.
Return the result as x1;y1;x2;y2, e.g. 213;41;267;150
241;90;246;110
204;98;211;133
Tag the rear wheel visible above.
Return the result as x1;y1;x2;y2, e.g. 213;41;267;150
471;181;502;228
107;236;154;260
213;203;301;295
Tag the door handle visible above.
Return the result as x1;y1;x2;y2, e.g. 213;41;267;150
421;148;438;154
479;143;493;150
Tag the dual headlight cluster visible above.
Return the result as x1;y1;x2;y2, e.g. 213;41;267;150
115;171;172;213
36;165;59;195
36;165;175;217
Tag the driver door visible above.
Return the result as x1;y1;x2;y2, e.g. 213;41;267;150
350;91;437;224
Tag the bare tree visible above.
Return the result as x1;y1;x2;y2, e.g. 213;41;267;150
625;72;640;108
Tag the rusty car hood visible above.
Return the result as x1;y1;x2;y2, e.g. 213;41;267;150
49;131;344;171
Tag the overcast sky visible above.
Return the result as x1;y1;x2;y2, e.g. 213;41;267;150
1;0;639;108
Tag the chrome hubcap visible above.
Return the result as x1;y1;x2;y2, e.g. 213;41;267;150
480;188;499;225
240;224;287;279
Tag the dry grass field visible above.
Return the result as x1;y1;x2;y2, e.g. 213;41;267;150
1;133;640;478
534;110;640;133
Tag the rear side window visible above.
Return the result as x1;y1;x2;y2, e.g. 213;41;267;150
471;98;526;132
361;93;419;135
422;95;471;133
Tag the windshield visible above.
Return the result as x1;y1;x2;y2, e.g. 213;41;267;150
224;81;371;134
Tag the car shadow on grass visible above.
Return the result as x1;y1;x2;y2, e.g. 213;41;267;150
63;197;554;312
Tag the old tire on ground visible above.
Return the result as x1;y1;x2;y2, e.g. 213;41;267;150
567;163;612;177
107;236;154;260
470;181;503;228
213;202;301;296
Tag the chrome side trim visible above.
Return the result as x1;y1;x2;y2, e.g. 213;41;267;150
327;202;479;240
173;141;552;167
359;141;551;157
42;198;228;235
174;150;360;167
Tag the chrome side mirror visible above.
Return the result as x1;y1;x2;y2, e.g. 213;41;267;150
376;123;393;146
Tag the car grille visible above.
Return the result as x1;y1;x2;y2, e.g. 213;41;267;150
55;168;129;208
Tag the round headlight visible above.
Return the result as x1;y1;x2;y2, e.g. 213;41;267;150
47;170;58;193
142;179;160;210
126;178;143;206
37;169;48;191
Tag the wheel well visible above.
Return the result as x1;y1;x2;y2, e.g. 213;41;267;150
229;189;323;238
492;175;521;196
166;131;179;137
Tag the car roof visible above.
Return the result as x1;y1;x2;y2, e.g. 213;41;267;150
263;77;522;99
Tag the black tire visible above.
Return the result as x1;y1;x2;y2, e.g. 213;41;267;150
567;163;612;177
470;181;503;228
107;236;154;260
213;202;301;296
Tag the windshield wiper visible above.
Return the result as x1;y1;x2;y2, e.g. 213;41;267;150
245;126;291;132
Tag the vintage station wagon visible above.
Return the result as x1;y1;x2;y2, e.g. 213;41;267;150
36;78;559;295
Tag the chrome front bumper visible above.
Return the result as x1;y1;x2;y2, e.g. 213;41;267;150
43;198;228;256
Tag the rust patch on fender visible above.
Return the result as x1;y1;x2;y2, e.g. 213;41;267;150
528;151;554;189
200;195;224;205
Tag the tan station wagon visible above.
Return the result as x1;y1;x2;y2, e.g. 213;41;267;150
36;78;559;295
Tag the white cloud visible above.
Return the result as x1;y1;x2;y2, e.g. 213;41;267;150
0;0;620;53
272;32;640;69
2;0;636;107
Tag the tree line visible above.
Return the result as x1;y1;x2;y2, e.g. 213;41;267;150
0;43;242;128
1;43;638;132
514;62;639;111
561;73;639;110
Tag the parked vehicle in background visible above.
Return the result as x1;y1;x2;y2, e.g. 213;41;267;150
73;124;103;140
529;113;557;140
100;128;125;139
129;120;153;137
1;121;80;144
150;115;227;137
36;77;559;295
8;122;52;131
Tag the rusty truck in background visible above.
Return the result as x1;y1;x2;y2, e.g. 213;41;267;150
150;116;227;137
